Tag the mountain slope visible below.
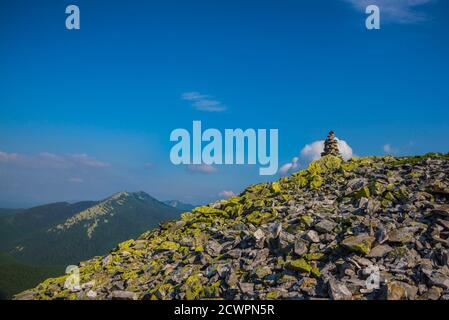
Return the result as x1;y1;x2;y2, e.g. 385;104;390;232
8;192;181;265
0;252;63;300
0;208;23;216
0;201;97;251
16;154;449;300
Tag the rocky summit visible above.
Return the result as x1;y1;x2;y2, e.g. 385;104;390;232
15;153;449;300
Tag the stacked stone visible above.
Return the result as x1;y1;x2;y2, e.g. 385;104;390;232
321;131;341;158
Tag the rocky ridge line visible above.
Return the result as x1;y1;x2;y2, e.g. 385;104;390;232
15;153;449;300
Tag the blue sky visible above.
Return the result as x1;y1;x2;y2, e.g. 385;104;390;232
1;0;448;207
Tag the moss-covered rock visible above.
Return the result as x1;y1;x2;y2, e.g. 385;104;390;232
192;206;226;216
157;241;180;251
271;182;281;194
17;152;449;301
341;234;375;255
286;258;312;273
246;209;277;225
183;274;205;300
353;186;371;200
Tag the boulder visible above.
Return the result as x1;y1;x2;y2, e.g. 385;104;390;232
341;234;375;255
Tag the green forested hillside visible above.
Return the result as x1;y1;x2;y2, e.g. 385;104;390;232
9;192;180;265
0;252;63;300
0;191;182;299
0;201;96;251
0;208;23;216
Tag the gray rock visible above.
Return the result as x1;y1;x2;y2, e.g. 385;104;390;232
442;251;449;267
341;234;375;255
384;281;418;300
304;230;320;243
294;240;308;256
328;279;352;300
436;219;449;230
111;290;138;300
14;290;34;300
358;197;369;209
314;220;337;233
86;290;97;299
418;286;442;300
238;282;255;294
207;240;223;256
268;222;282;238
388;227;418;244
432;204;449;218
253;229;265;241
368;244;393;258
427;272;449;290
375;228;389;244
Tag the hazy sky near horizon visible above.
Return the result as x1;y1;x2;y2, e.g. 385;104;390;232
1;0;449;207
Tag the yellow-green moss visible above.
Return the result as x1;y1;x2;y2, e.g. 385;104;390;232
246;209;277;225
353;186;371;199
303;253;324;261
266;291;280;299
184;274;205;300
271;182;281;194
287;258;312;273
300;215;314;226
310;175;323;190
157;241;180;251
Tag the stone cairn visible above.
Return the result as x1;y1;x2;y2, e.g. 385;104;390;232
321;131;342;158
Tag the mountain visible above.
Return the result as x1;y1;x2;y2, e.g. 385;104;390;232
163;200;195;212
6;191;181;266
0;208;23;216
0;191;181;298
0;201;97;251
15;153;449;300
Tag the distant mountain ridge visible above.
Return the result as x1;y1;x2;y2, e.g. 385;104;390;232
4;191;181;266
163;200;195;212
0;191;188;298
0;195;193;299
0;209;23;216
50;192;164;238
0;201;97;251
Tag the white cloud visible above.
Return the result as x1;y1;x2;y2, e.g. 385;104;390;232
39;152;65;161
279;138;354;176
71;154;110;168
279;157;299;176
300;141;326;162
182;91;227;112
187;164;218;174
343;0;435;23
0;151;110;169
336;139;354;161
219;190;236;198
0;151;20;163
279;163;294;175
181;92;207;101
